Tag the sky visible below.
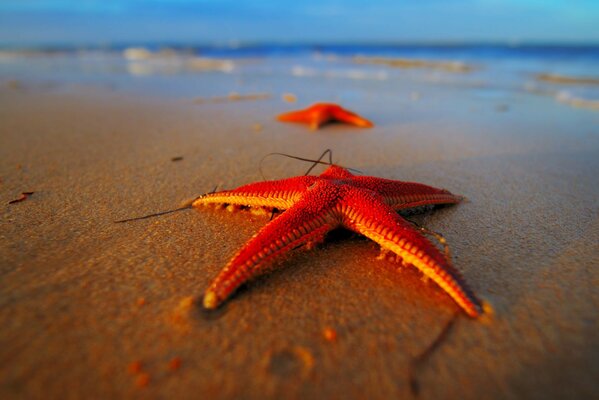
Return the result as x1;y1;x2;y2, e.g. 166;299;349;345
0;0;598;45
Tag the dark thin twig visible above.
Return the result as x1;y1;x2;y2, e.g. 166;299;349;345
304;149;333;176
258;150;362;180
114;186;218;223
114;206;191;223
408;312;459;397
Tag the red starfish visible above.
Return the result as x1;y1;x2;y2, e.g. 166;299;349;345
193;165;483;318
277;103;374;130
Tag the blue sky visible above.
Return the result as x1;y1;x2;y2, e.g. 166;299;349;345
1;0;598;45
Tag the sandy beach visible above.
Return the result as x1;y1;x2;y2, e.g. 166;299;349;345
1;59;598;400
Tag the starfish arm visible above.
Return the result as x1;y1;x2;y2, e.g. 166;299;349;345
192;176;317;210
276;109;311;123
349;176;463;210
277;109;329;130
203;184;340;309
340;189;482;317
331;107;373;128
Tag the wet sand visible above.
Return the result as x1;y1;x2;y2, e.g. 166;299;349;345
1;85;598;399
353;56;474;73
536;73;599;86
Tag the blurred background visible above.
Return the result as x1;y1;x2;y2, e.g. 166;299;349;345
1;0;598;106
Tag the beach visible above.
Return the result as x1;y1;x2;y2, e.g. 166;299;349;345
1;48;598;399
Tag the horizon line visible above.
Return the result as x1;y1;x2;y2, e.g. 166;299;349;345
2;39;599;50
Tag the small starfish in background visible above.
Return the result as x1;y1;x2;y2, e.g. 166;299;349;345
277;103;374;130
193;161;483;318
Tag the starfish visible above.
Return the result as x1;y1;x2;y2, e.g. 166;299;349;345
193;164;483;318
277;103;374;130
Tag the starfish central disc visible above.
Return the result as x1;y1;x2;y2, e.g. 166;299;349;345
193;164;483;318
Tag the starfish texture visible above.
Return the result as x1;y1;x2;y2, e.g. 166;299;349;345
193;165;483;318
277;103;374;130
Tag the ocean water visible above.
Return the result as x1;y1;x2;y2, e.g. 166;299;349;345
1;43;598;108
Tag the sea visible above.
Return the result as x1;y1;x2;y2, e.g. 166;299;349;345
1;43;599;108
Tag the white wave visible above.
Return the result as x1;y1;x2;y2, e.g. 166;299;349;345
555;90;599;110
291;65;387;80
122;47;234;75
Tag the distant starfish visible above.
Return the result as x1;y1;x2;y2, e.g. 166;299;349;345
193;163;483;318
277;103;374;130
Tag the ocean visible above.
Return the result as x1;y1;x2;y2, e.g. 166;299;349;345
1;43;599;107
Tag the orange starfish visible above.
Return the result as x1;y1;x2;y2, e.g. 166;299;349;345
277;103;374;130
193;164;483;318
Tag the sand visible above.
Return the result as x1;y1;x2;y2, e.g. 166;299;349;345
1;84;598;399
536;73;599;86
353;56;474;73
